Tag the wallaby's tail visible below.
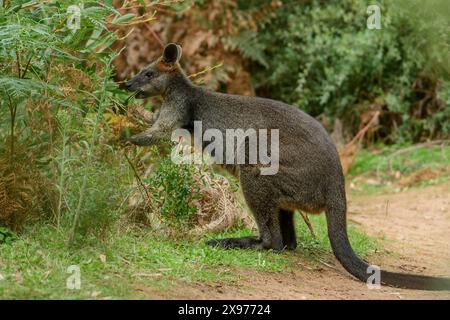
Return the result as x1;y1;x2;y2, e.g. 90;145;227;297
325;199;450;291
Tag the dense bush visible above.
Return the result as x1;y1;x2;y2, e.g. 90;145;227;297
238;0;450;142
0;1;223;238
0;0;135;237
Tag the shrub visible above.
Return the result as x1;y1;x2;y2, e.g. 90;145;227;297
0;1;138;239
145;150;201;232
239;0;450;142
0;227;18;245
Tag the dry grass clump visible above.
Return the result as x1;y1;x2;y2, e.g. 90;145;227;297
127;158;255;236
189;166;255;235
0;153;51;231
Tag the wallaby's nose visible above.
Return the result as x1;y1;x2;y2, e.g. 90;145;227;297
125;80;133;90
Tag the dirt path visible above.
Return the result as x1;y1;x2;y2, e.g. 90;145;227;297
138;183;450;300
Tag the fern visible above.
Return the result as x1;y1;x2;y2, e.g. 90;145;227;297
0;0;136;236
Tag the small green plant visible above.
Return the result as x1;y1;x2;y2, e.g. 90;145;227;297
146;153;201;231
0;227;18;245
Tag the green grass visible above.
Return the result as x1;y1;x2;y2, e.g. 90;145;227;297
349;144;450;176
4;143;448;299
348;144;450;194
0;215;376;299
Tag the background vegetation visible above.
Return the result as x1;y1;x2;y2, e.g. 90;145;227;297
0;0;449;299
247;0;450;143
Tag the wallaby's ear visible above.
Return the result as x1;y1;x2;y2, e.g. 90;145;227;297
162;43;182;64
176;44;182;60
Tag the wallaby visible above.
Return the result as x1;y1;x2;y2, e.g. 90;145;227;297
125;43;450;291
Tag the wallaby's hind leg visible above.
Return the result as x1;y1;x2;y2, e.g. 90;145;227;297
280;209;297;250
207;174;284;251
265;213;283;252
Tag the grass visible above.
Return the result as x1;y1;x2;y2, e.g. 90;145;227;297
0;214;376;299
2;143;447;299
348;144;450;194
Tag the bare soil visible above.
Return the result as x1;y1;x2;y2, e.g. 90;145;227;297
137;182;450;300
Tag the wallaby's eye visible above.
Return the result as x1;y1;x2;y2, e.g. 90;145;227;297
145;70;154;78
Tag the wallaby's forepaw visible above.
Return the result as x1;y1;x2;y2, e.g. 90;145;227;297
128;132;153;146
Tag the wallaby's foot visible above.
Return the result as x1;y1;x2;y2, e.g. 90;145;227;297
284;242;297;251
207;236;283;252
129;132;152;146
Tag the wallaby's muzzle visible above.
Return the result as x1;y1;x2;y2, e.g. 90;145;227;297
125;80;133;90
124;78;141;94
124;78;147;99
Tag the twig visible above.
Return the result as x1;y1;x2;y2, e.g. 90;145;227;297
188;62;224;79
117;13;157;26
124;152;151;202
21;54;34;79
319;259;337;270
348;111;380;146
298;210;316;239
144;24;164;48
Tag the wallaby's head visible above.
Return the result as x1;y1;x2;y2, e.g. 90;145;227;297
125;43;183;98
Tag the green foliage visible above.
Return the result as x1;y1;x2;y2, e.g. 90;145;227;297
240;0;450;142
146;152;200;230
349;145;450;177
0;0;134;239
0;227;18;244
